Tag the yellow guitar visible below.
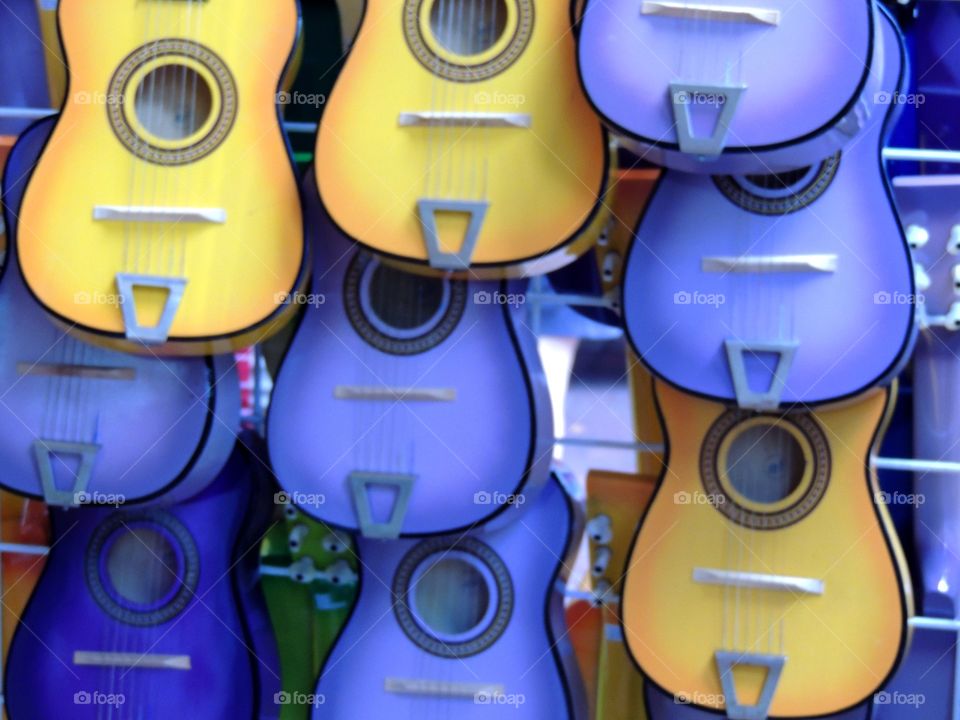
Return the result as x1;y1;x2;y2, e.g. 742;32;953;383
316;0;607;276
18;0;306;354
623;380;911;718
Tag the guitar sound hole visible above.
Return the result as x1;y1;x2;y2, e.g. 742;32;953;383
344;252;467;355
394;538;512;658
368;264;445;332
134;65;213;141
429;0;509;56
86;512;199;626
713;154;841;216
700;411;831;530
413;557;491;636
106;528;178;605
725;425;805;505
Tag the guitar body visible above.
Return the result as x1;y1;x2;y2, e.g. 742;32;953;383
267;176;552;537
17;0;305;354
313;473;586;719
586;471;655;720
1;118;239;507
578;0;881;174
0;493;49;720
623;6;915;408
5;441;273;719
623;381;911;718
316;0;607;274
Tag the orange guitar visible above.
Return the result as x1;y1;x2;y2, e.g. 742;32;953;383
17;0;306;354
316;0;607;275
623;380;911;718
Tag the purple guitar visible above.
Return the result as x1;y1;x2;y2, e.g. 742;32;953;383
1;119;239;507
5;437;277;719
267;176;552;538
312;472;585;719
622;6;915;410
578;0;883;174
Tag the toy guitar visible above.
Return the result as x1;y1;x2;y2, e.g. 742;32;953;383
622;379;912;719
623;5;915;410
313;472;586;719
260;500;358;720
5;439;277;719
316;0;607;274
267;175;552;538
578;0;882;174
585;471;656;720
16;0;306;354
864;176;960;720
1;118;239;507
0;492;49;720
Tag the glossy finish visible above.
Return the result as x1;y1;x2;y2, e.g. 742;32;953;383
578;0;880;173
622;381;911;718
16;0;305;354
313;473;585;719
5;441;276;719
1;119;238;506
623;8;915;407
317;0;606;273
267;176;552;536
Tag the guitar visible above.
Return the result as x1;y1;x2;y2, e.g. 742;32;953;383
260;501;358;720
312;471;586;719
578;0;883;174
585;471;656;720
0;492;49;720
15;0;306;354
5;438;277;719
315;0;607;274
622;4;916;410
267;174;552;538
866;176;960;720
1;118;240;507
622;379;912;718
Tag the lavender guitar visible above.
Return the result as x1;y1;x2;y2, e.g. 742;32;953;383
267;176;552;538
578;0;883;174
622;6;916;410
1;119;239;507
5;438;277;719
859;176;960;720
313;472;585;719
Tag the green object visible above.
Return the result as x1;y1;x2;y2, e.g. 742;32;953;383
261;507;358;719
